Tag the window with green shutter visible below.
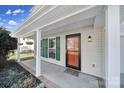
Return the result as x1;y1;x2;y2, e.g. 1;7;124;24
42;37;60;61
56;37;60;61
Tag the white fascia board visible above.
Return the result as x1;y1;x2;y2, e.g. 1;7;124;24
12;6;58;37
10;6;44;37
16;6;44;31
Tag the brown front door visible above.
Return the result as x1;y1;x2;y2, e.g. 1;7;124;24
66;33;81;70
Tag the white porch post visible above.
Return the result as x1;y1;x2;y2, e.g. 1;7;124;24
34;33;37;60
35;30;41;77
105;6;120;88
17;37;20;62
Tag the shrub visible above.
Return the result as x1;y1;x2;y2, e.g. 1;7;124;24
11;75;38;88
0;27;17;68
0;56;7;68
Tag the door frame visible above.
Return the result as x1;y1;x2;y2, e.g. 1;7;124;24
66;33;81;70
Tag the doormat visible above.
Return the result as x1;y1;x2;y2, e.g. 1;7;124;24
64;68;79;77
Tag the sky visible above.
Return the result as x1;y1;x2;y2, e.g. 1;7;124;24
0;5;33;31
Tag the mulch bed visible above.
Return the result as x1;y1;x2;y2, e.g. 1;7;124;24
0;60;42;88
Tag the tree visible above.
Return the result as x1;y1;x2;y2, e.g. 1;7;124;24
0;27;17;59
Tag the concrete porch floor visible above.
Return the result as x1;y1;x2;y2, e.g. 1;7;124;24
19;59;104;88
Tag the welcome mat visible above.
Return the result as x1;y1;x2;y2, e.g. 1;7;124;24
64;68;79;77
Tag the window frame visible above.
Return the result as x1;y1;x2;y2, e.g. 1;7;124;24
48;37;56;59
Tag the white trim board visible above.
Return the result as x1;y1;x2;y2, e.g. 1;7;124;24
16;6;45;31
13;6;58;36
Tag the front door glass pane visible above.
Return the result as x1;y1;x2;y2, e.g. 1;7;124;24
67;36;79;68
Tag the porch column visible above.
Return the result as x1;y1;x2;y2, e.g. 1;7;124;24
34;33;37;60
17;37;20;62
105;6;120;88
35;30;42;77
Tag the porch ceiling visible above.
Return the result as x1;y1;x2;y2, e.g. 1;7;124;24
11;5;105;37
41;17;95;36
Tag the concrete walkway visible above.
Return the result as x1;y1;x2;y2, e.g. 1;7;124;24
21;59;103;88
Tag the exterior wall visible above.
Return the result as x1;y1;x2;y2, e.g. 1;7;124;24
41;26;105;78
121;36;124;73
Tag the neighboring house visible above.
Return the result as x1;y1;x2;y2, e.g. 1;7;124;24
19;38;34;53
11;5;123;88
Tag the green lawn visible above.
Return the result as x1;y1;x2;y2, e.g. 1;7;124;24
8;52;34;61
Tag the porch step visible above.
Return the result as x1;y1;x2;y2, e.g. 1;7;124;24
38;75;60;88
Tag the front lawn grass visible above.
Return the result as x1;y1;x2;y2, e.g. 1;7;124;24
8;52;34;61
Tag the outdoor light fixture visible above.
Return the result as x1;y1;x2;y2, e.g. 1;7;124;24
88;35;92;42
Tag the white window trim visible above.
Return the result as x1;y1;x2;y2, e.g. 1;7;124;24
48;37;56;59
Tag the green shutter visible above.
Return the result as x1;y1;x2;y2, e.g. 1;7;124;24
42;39;48;58
43;39;45;57
44;39;48;58
56;37;60;61
41;40;43;57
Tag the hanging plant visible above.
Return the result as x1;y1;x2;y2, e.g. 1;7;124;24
26;41;33;45
18;43;23;45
